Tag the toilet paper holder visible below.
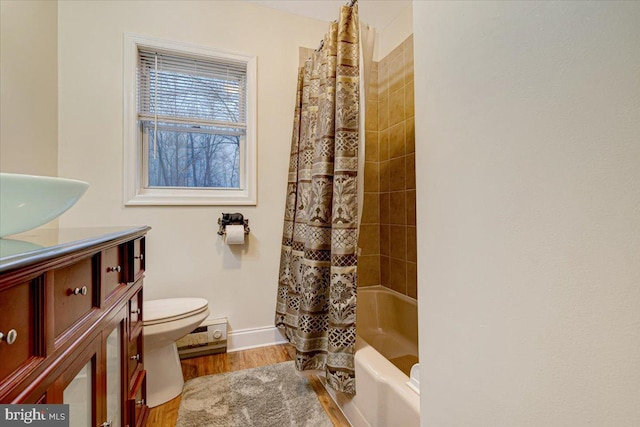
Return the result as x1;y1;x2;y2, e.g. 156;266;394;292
217;213;250;236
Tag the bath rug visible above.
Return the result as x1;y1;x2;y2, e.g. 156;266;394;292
176;361;333;427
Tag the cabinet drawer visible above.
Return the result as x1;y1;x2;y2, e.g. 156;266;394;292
103;245;124;298
132;238;145;281
0;281;35;382
128;370;147;427
128;288;143;338
53;257;96;337
127;331;143;387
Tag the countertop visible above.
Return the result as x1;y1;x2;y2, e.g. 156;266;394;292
0;226;151;274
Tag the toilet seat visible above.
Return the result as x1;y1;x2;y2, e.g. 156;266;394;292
144;298;209;326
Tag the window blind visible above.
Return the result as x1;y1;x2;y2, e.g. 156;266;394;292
137;48;247;130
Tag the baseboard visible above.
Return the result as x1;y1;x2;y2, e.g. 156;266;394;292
227;325;288;352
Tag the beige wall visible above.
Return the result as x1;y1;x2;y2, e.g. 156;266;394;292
414;1;640;425
374;2;412;62
0;0;58;176
56;1;328;334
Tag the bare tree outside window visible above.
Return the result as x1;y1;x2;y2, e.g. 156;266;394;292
138;51;246;189
146;124;241;188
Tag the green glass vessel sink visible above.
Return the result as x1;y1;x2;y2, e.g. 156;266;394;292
0;173;89;237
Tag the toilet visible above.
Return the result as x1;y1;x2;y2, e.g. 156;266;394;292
143;298;210;407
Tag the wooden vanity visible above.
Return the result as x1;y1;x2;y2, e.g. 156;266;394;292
0;226;150;427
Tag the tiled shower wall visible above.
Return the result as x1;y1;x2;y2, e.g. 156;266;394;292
359;34;417;299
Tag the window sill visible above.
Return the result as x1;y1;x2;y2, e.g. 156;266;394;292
124;188;256;206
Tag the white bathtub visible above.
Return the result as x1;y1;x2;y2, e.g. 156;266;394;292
323;285;420;427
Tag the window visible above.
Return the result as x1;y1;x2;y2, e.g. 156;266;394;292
123;34;256;205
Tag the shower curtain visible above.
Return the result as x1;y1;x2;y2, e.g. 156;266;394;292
275;3;360;394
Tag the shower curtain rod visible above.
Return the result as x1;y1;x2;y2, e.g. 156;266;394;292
315;0;357;51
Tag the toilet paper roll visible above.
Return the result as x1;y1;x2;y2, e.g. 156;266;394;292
224;224;245;245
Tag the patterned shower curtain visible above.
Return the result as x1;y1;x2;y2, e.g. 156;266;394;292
275;4;360;394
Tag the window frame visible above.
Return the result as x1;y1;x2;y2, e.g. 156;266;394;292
123;33;257;206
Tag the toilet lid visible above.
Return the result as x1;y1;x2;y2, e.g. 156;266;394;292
144;298;209;326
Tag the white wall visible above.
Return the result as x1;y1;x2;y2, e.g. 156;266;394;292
414;1;640;426
57;1;328;338
0;0;58;176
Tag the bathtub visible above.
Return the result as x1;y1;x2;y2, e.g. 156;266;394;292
323;285;420;427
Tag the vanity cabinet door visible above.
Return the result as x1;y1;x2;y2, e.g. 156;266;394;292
105;316;126;427
48;311;130;427
64;359;94;427
47;335;101;427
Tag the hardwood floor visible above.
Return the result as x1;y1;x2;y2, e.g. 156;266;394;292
146;344;351;427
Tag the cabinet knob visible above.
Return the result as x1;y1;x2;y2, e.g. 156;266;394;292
106;265;121;273
131;308;141;315
134;254;144;261
100;421;112;427
136;399;145;407
0;329;18;345
130;354;140;361
72;286;88;296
